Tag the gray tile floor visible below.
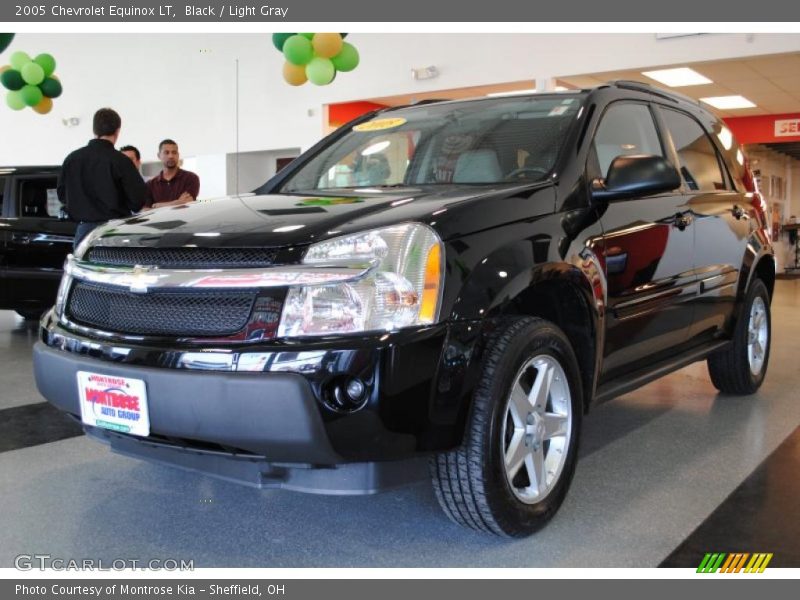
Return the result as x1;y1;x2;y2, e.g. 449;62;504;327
1;281;799;567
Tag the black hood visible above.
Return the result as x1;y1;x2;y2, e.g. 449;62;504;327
87;184;556;250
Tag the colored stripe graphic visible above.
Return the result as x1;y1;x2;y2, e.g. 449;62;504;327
699;553;772;573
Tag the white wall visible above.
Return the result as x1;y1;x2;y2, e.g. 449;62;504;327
747;145;800;272
2;33;800;167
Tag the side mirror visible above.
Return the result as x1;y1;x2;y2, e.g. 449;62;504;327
592;154;681;201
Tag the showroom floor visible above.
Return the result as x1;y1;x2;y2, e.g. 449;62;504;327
1;281;799;568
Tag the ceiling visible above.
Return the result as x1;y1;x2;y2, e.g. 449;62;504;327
559;52;800;118
763;142;800;161
365;52;800;119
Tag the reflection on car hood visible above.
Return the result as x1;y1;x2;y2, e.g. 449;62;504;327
86;184;555;250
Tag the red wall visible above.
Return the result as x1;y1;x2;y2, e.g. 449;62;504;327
724;113;800;144
328;101;388;128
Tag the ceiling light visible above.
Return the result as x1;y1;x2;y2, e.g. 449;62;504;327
273;225;305;233
700;95;756;110
641;67;712;87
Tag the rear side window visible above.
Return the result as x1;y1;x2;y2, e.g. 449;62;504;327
16;177;61;218
661;109;726;192
592;103;663;177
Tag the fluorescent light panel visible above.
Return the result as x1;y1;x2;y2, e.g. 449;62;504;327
641;67;712;87
700;95;756;110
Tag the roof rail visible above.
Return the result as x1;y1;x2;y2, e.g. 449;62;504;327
610;80;699;106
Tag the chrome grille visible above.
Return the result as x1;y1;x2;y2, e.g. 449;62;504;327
66;281;256;337
85;246;279;269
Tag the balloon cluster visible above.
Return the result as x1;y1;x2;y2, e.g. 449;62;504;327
1;51;62;114
273;33;360;87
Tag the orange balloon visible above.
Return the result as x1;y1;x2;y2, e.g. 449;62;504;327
283;61;307;86
33;96;53;114
312;33;343;59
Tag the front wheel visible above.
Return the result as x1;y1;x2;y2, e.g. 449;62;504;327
707;278;771;395
430;317;583;537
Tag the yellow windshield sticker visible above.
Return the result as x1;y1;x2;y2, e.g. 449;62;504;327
353;117;407;132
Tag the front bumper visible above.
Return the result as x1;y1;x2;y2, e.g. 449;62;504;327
35;311;483;488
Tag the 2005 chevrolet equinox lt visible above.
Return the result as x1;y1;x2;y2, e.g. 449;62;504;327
34;81;775;537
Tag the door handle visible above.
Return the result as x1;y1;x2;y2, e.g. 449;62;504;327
671;212;693;231
731;204;746;220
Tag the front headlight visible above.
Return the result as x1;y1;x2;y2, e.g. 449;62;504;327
278;223;444;337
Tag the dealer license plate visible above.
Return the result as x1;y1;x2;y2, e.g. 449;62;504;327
77;371;150;437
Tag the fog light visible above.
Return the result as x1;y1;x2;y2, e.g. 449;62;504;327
326;377;368;412
345;379;365;401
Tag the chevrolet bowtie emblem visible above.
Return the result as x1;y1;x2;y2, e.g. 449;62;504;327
126;265;157;293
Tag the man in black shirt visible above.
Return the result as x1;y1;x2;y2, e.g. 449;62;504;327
57;108;148;249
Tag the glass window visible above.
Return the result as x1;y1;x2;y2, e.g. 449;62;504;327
17;177;61;219
280;95;585;192
661;109;726;192
592;103;663;177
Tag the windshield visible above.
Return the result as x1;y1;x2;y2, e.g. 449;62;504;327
280;94;585;193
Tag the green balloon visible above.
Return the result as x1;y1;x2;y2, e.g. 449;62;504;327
306;57;335;86
272;33;294;52
6;90;25;110
21;61;44;85
283;35;313;66
9;50;30;71
39;76;62;98
0;33;14;54
19;84;42;107
33;53;56;77
300;33;315;40
332;43;359;72
0;68;24;91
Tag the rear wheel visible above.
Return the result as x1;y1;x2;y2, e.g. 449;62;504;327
430;317;583;537
707;278;771;395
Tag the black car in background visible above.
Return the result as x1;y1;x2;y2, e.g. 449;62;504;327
33;82;775;537
0;166;74;319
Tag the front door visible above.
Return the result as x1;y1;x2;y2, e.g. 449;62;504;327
590;101;697;380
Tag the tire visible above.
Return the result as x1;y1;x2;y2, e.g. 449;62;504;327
707;278;771;395
15;308;44;321
430;317;583;537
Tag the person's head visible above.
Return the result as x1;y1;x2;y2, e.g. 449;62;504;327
158;139;180;170
93;108;121;143
120;145;141;170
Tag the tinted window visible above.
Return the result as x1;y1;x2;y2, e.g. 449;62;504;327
661;109;726;192
0;176;6;212
16;177;61;219
593;103;663;177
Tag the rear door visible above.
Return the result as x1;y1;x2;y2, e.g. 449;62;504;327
656;107;750;341
591;101;697;380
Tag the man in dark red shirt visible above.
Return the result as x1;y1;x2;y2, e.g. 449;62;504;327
145;139;200;208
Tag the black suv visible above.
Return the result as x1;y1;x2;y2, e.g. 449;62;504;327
33;82;774;537
0;165;74;320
